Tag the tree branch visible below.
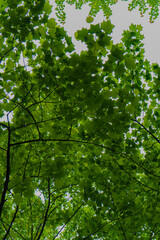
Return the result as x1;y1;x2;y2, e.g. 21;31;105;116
13;102;41;139
114;157;159;192
0;42;21;63
120;152;160;178
1;218;26;240
0;123;8;129
2;206;19;240
0;116;11;217
36;178;51;240
11;117;63;132
10;138;114;153
108;184;127;240
83;213;137;239
53;202;84;239
131;119;160;143
26;84;61;110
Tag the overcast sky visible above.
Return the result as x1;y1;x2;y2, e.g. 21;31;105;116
51;1;160;64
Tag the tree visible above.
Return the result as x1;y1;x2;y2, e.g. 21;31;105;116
0;0;160;239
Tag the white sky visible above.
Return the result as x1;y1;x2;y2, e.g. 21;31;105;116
51;0;160;64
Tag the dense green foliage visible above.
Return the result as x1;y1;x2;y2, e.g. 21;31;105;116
0;0;160;239
54;0;160;23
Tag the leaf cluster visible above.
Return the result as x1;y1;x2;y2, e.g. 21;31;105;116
54;0;160;23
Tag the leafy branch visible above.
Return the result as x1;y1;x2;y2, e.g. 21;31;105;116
131;118;160;144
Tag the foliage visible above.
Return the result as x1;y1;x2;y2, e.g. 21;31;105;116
0;0;160;239
54;0;160;23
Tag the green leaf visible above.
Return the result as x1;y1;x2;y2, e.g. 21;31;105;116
43;0;52;14
111;44;124;60
86;16;94;23
6;59;14;71
23;184;35;199
90;23;101;34
125;56;136;69
47;18;57;29
74;28;88;41
101;20;114;34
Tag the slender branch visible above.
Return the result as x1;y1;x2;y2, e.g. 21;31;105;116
120;223;127;240
36;179;51;240
67;124;72;140
10;136;160;188
10;138;114;153
0;123;8;129
114;158;159;192
0;146;7;152
108;184;127;240
0;116;11;217
23;145;32;181
0;66;24;75
0;122;9;152
0;218;7;231
34;223;42;240
0;42;21;63
5;85;34;115
2;206;19;240
10;137;159;192
11;117;63;132
26;84;61;110
83;213;137;239
51;183;78;195
152;228;160;239
47;206;58;219
131;119;160;143
149;225;156;240
29;200;34;240
53;202;84;239
14;102;41;139
121;152;160;178
1;218;26;240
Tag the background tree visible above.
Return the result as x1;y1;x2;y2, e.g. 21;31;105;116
0;0;160;239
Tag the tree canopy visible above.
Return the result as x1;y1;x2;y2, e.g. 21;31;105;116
0;0;160;239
